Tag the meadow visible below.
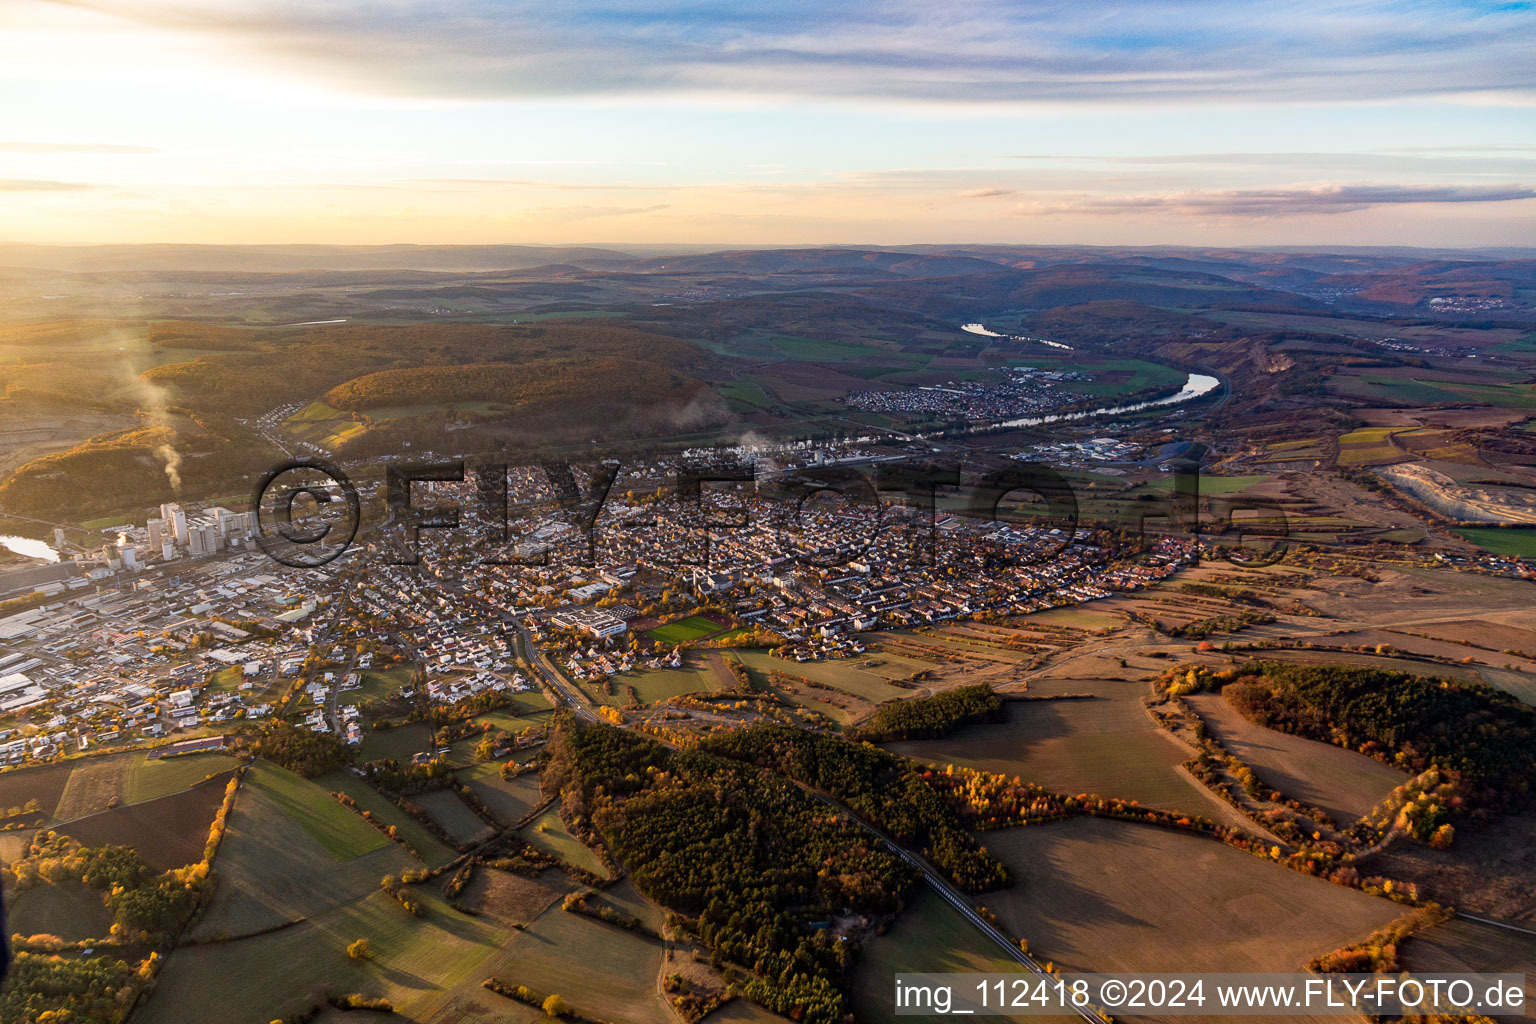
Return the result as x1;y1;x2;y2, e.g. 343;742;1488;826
850;888;1029;1020
456;762;544;827
519;806;609;878
415;789;495;846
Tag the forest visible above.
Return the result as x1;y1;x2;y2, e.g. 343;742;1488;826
846;683;1004;741
1223;661;1536;826
701;723;1010;893
545;720;915;1024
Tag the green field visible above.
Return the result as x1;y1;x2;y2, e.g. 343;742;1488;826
249;763;391;860
416;789;495;846
1125;473;1272;496
520;806;609;878
458;763;545;827
1454;526;1536;558
353;664;416;703
645;614;725;644
358;721;432;763
319;768;458;867
851;888;1028;1019
719;380;775;410
191;777;415;940
123;751;241;804
627;661;720;704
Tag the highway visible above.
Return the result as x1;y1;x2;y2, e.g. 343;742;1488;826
510;613;1099;1022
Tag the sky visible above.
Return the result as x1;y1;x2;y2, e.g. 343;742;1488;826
2;0;1535;247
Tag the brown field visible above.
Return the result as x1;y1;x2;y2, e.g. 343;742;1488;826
1368;812;1536;922
1185;692;1406;824
60;774;229;870
5;878;114;940
700;997;797;1024
0;762;72;821
886;682;1235;822
1401;918;1536;1010
52;755;127;821
980;818;1401;976
1410;619;1536;656
461;865;572;927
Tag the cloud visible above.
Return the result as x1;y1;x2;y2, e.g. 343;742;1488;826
1020;183;1536;217
0;141;157;154
958;187;1016;198
529;203;673;221
53;1;1536;105
0;178;100;191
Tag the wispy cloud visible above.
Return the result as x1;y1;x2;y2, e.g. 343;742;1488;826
1021;183;1536;217
0;141;156;154
0;178;101;191
51;1;1536;105
958;187;1016;198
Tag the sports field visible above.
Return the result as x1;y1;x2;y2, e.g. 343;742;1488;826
645;614;726;644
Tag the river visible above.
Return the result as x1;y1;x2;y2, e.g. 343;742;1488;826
932;323;1220;438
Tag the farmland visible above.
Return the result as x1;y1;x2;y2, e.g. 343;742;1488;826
414;789;495;846
519;806;609;878
58;774;230;871
189;776;414;940
142;888;517;1024
319;768;459;867
6;879;114;941
1184;691;1406;823
456;762;544;827
979;818;1402;974
248;763;391;860
487;898;673;1024
886;685;1230;820
850;888;1029;1020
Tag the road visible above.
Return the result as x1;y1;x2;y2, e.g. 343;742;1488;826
511;614;1099;1021
511;619;599;723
